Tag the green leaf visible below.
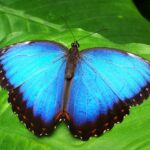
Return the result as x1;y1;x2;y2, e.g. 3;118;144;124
0;0;150;150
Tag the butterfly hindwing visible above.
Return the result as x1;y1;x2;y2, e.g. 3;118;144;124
66;48;150;140
0;41;67;135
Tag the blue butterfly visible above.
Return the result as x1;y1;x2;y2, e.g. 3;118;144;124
0;40;150;140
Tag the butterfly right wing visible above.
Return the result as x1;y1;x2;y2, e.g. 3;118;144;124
0;41;67;136
65;48;150;140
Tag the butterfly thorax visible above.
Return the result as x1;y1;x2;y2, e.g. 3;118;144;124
65;41;80;80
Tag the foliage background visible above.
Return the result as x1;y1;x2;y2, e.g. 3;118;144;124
0;0;150;150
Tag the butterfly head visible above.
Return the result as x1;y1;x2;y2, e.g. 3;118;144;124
71;41;80;49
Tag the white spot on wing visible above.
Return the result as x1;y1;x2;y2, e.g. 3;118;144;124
128;53;141;59
21;41;30;45
2;49;6;53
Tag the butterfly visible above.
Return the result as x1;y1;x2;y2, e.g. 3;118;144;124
0;40;150;140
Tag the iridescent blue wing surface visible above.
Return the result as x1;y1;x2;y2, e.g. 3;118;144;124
66;48;150;140
0;41;67;136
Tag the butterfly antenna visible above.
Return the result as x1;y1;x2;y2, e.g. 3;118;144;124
61;16;76;42
77;28;108;42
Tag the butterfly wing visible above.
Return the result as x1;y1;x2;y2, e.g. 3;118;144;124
65;48;150;140
0;41;67;136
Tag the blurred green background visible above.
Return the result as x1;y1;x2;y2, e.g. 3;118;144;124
0;0;150;150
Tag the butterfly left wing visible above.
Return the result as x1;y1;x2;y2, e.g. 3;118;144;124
65;48;150;140
0;41;67;136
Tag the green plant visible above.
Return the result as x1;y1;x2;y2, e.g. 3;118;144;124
0;0;150;150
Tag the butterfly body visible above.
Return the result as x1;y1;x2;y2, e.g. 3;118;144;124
65;41;80;80
0;40;150;140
